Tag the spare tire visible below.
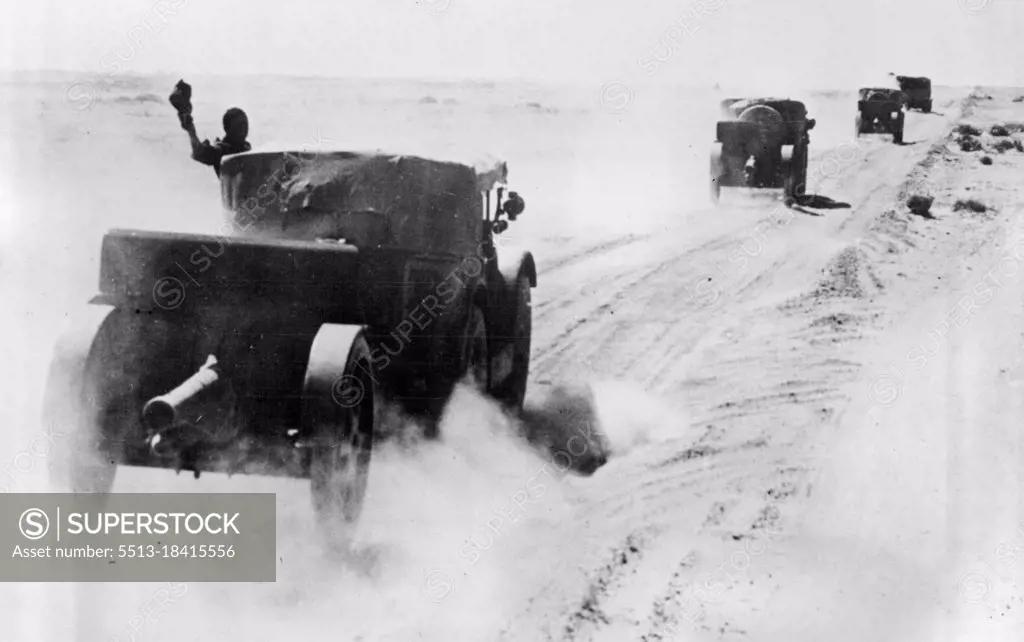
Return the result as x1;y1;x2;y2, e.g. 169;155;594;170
738;104;785;148
866;90;888;103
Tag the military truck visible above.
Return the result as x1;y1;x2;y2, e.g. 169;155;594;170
893;75;932;113
856;87;908;144
710;98;816;205
42;147;535;547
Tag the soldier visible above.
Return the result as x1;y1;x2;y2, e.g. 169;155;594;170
170;80;251;177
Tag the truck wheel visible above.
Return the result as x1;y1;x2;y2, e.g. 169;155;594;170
855;114;863;137
781;144;805;205
304;325;377;552
42;305;122;494
710;143;724;205
462;305;489;394
786;149;808;204
922;100;932;113
491;275;531;413
418;302;490;437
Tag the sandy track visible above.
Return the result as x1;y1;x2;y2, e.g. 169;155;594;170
528;90;965;393
597;89;1024;642
482;88;979;642
706;89;1024;642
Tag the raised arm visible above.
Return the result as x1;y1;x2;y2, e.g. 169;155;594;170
178;112;217;165
179;113;206;159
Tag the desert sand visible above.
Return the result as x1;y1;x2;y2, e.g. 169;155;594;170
1;71;1023;641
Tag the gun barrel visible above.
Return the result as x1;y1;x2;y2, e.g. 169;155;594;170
143;356;223;431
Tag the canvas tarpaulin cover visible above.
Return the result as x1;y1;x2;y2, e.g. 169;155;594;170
218;150;507;256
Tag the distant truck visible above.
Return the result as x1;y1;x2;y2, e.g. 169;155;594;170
893;75;932;113
856;88;908;144
710;98;815;206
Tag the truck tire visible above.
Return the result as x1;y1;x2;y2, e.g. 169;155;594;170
42;305;123;494
462;305;489;394
710;143;724;204
304;324;378;552
491;274;531;413
780;144;804;205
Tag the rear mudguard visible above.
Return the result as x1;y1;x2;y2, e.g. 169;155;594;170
495;246;536;287
302;323;380;444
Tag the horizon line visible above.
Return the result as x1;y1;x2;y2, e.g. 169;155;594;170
0;67;1000;93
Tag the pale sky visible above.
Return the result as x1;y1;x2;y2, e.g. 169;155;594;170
4;0;1023;88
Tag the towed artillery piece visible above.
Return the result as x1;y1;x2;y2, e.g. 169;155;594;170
42;147;535;547
710;98;815;205
856;88;908;144
892;75;932;113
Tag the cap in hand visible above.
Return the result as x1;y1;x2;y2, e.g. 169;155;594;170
169;79;193;115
